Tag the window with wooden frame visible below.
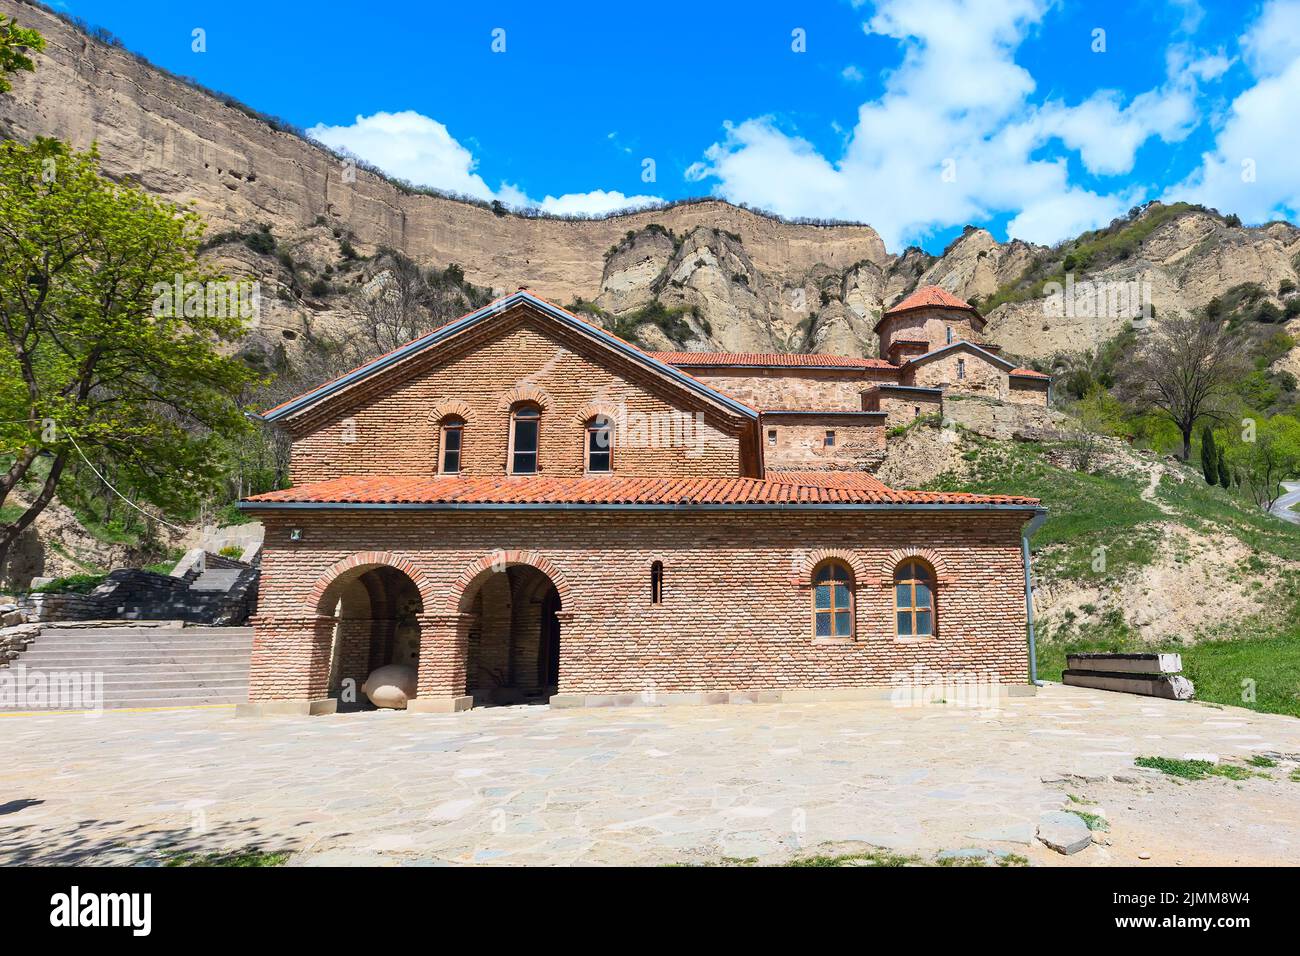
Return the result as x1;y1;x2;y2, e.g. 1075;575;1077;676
586;415;613;473
439;417;464;475
509;404;540;475
956;357;966;380
812;562;853;638
894;560;935;637
650;561;664;604
824;430;836;447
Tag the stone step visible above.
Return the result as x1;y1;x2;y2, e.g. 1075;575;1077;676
18;650;250;665
37;626;253;637
188;569;245;591
22;638;253;651
0;695;244;711
92;671;246;686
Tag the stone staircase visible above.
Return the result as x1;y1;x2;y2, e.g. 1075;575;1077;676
2;626;253;711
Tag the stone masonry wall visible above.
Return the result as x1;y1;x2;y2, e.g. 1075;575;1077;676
248;508;1032;701
762;419;886;471
878;307;983;357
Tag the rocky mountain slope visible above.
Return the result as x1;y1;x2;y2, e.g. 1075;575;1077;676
4;0;1300;377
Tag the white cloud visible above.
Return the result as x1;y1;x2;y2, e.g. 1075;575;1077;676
686;0;1211;249
1170;0;1300;222
1240;0;1300;74
307;109;662;215
841;65;865;83
307;110;497;201
533;190;662;216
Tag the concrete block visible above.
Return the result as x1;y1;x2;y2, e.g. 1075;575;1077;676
1063;670;1194;700
1066;652;1182;674
406;695;473;714
235;698;337;717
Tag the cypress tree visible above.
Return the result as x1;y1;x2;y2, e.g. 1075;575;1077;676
1217;444;1231;488
1200;425;1217;485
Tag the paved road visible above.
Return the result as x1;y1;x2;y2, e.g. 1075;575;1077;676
1270;480;1300;526
2;684;1298;867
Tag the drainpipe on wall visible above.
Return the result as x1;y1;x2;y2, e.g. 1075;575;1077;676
1022;509;1048;685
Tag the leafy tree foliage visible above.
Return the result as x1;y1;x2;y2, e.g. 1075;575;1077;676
0;140;258;567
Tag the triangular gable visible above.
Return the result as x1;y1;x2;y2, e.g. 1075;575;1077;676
258;291;759;423
902;340;1017;373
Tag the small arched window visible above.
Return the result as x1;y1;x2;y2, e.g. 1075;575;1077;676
439;416;464;475
650;560;664;604
586;415;613;473
813;562;853;638
510;404;540;475
894;560;934;637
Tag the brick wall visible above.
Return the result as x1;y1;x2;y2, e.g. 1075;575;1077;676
249;508;1032;700
284;314;754;482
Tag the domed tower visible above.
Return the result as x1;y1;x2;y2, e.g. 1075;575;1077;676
875;286;988;362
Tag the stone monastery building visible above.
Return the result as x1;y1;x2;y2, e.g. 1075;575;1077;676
240;286;1048;714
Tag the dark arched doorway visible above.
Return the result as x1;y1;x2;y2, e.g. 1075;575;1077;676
318;564;423;710
463;564;561;705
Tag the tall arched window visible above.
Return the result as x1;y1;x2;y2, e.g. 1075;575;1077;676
509;404;540;475
812;562;853;638
439;416;464;475
650;560;664;604
586;415;613;473
894;560;935;637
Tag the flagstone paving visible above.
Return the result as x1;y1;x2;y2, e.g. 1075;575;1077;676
1;683;1298;866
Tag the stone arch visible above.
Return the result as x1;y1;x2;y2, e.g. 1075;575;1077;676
498;384;552;412
795;548;869;585
880;547;948;585
308;550;437;614
428;398;474;424
572;401;626;427
449;549;571;613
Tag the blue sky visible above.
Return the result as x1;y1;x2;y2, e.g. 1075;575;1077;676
51;0;1300;253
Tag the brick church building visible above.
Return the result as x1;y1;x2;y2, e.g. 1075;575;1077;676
240;287;1046;714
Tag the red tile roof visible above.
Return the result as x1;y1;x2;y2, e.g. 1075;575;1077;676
1009;367;1050;379
242;475;1038;507
650;351;896;370
876;285;985;333
884;285;980;316
765;470;892;492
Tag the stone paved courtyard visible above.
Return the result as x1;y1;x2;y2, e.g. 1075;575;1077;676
2;683;1298;866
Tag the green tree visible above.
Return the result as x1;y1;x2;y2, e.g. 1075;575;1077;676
0;15;42;93
1216;442;1230;488
0;140;258;569
1200;425;1217;484
1225;415;1300;512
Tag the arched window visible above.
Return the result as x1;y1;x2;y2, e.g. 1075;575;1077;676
650;560;664;603
894;560;934;637
812;562;853;638
586;415;613;473
439;417;464;475
509;404;540;475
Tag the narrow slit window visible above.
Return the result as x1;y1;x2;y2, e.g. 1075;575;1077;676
956;358;966;380
650;561;664;604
